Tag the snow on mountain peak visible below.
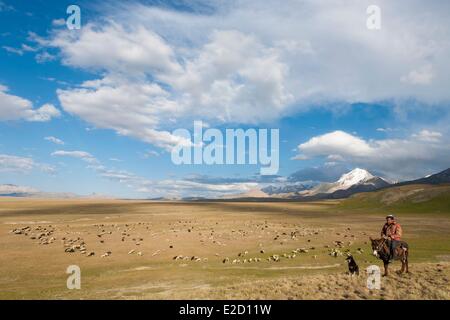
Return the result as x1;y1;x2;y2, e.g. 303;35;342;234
336;168;374;188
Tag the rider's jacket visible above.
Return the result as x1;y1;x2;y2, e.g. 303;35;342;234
381;222;402;241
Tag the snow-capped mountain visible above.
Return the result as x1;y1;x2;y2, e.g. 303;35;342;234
300;168;390;198
394;168;450;186
335;168;375;189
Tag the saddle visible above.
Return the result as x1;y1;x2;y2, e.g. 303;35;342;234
391;240;408;259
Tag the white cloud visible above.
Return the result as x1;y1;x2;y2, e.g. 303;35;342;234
142;150;160;158
51;23;181;75
0;154;34;172
0;154;56;174
295;130;450;180
290;154;309;160
26;103;60;121
44;136;65;145
53;27;292;148
412;129;442;142
2;43;38;56
2;45;23;55
0;85;60;122
31;0;450;150
401;64;434;85
51;18;66;27
35;51;56;63
298;131;372;158
51;150;98;163
57;77;191;151
376;127;397;132
137;179;259;199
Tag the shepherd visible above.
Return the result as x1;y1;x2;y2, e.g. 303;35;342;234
370;214;409;276
381;214;402;260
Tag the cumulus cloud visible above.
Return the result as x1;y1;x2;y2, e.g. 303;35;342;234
53;27;291;148
295;130;450;180
0;85;60;122
298;131;373;158
56;77;191;151
51;23;181;75
32;0;449;151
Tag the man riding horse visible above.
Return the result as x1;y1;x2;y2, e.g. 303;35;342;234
370;214;409;276
381;214;402;261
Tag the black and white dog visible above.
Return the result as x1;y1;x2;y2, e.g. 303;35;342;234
345;254;359;276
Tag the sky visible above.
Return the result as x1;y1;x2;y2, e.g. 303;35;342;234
0;0;449;198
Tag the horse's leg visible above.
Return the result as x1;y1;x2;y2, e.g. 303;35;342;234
405;250;409;273
399;250;405;273
383;261;389;276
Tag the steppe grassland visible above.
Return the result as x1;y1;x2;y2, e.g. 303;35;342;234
0;198;449;299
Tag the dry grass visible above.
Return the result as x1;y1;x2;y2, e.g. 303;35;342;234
185;262;450;300
0;198;449;299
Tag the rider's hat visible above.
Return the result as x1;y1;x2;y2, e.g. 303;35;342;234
386;214;395;219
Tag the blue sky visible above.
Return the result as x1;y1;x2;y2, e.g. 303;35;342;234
1;0;449;198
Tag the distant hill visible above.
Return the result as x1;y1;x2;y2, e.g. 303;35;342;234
259;168;391;200
393;168;450;186
338;183;450;214
261;183;313;195
0;183;113;199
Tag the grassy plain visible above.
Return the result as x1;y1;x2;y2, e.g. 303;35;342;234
0;196;449;299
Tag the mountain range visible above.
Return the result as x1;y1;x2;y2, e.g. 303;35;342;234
1;168;450;201
0;184;110;199
257;167;450;200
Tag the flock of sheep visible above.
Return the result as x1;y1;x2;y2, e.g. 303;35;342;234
10;218;367;266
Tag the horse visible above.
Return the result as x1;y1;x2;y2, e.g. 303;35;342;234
369;237;409;276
